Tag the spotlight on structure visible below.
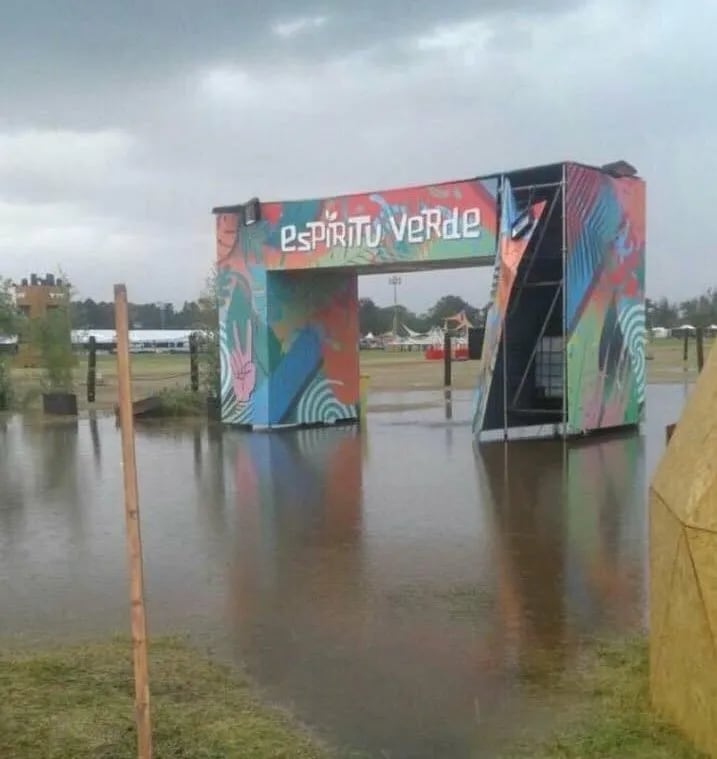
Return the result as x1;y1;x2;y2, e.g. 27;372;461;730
601;160;638;178
244;198;261;225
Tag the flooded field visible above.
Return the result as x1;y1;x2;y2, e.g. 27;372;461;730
0;383;691;758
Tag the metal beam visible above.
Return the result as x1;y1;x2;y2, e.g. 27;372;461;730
560;169;568;441
508;185;562;318
509;281;563;408
511;180;565;192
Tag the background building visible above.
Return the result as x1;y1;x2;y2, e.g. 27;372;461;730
14;273;71;368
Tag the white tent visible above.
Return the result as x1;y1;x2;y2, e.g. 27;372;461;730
0;329;205;353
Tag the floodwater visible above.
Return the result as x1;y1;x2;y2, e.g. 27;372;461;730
0;383;691;758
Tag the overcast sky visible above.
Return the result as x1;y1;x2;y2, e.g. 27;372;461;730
1;0;715;311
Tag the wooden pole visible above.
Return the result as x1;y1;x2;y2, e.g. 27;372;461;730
87;336;97;403
696;327;705;372
189;333;199;392
114;284;153;759
443;332;452;388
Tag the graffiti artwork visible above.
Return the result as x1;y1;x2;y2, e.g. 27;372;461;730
471;179;547;434
214;162;645;439
215;179;498;428
565;164;646;432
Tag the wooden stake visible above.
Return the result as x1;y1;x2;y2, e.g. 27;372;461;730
189;333;199;393
114;284;153;759
443;332;452;388
696;326;705;372
87;335;97;403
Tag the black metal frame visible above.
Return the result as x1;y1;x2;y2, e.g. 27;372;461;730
492;173;568;439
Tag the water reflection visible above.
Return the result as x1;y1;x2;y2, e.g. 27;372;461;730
476;434;646;685
444;389;453;420
0;416;26;554
222;415;648;756
89;412;102;471
0;386;680;757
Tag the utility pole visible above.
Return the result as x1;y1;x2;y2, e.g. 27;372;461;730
155;302;169;330
388;275;402;337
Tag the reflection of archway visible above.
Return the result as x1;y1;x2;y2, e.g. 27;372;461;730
476;441;569;680
564;433;646;632
475;432;647;678
228;426;365;682
225;426;513;757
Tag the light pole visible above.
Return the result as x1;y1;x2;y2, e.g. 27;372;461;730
388;275;402;337
646;300;655;343
155;301;170;330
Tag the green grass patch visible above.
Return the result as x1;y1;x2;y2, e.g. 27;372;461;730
508;637;706;758
152;386;207;417
0;637;329;758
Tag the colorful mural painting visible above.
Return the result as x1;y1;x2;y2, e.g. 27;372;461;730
215;179;499;427
565;164;646;433
214;161;645;438
471;179;546;435
232;179;499;271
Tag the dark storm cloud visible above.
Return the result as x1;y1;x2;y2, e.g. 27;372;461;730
1;0;579;72
0;0;715;307
0;0;585;119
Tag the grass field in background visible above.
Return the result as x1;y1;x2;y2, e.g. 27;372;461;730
6;337;712;413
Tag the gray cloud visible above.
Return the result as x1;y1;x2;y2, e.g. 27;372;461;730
0;0;715;309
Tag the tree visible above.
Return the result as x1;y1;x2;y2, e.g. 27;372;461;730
0;278;19;337
176;300;202;328
650;296;679;328
70;298;115;329
31;307;76;392
194;266;221;399
358;298;388;335
426;295;481;327
0;278;22;409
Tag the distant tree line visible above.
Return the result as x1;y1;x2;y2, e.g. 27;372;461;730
70;299;204;331
358;295;487;335
64;290;717;333
647;290;717;329
64;293;487;334
5;279;717;336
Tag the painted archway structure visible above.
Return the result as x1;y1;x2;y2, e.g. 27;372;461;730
213;160;645;441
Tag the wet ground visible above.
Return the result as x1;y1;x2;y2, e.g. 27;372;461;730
0;383;692;758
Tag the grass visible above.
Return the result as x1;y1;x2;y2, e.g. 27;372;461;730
1;636;705;759
645;337;714;382
508;637;707;759
8;353;205;414
2;337;713;414
151;386;207;417
0;636;329;759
